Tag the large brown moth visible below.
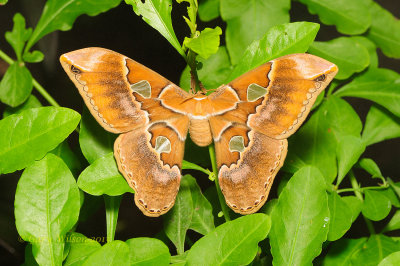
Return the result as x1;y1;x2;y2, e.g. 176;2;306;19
60;47;337;217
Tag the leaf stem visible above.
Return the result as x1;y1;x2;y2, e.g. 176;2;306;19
349;170;375;235
0;49;61;107
337;184;389;194
208;144;231;222
104;195;122;242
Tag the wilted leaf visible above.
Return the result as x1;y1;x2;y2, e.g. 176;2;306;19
298;0;371;35
83;240;129;266
270;166;329;265
327;192;354;241
362;190;391;221
64;232;101;266
186;214;271;265
309;37;369;80
0;62;33;107
184;27;222;59
323;238;367;266
126;238;170;265
229;22;319;80
15;154;80;265
3;94;41;118
78;153;133;196
0;107;80;174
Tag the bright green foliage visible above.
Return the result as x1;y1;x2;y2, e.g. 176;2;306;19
15;154;80;265
351;235;400;265
336;136;365;185
309;37;370;79
327;192;354;241
78;153;134;196
362;190;391;221
63;232;101;266
186;214;271;265
341;196;362;223
82;240;130;266
299;0;371;35
5;13;32;61
50;141;82;176
383;211;400;233
270;166;329;265
358;158;384;179
198;0;219;21
379;251;400;266
0;107;80;173
126;238;170;265
323;238;367;265
0;62;32;107
350;36;378;68
3;94;41;117
184;27;222;59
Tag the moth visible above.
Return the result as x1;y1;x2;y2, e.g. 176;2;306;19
60;47;337;217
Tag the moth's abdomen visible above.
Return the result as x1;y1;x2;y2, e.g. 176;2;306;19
189;119;212;147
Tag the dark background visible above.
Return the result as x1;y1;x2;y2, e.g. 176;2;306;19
0;0;399;264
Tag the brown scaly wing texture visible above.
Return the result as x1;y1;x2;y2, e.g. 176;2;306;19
60;47;190;217
210;53;338;214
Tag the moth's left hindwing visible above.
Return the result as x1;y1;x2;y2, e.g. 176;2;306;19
60;47;189;217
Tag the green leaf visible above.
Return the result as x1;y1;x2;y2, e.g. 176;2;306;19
15;154;80;266
327;192;353;241
3;94;41;118
381;187;400;208
308;37;370;80
23;244;39;266
64;232;101;266
198;0;220;21
362;105;400;146
222;0;290;64
0;107;80;174
184;27;222;59
383;211;400;233
229;22;319;81
350;36;378;68
287;104;337;182
336;136;365;185
186;214;271;265
79;107;116;164
50;140;82;176
126;238;170;265
298;0;371;35
362;190;391;221
182;160;211;176
379;251;400;266
23;50;44;63
335;68;400;117
358;158;383;179
83;240;130;266
25;0;121;52
125;0;185;58
5;13;32;61
351;234;400;266
0;0;8;5
341;196;362;223
367;2;400;59
0;62;33;107
164;175;214;254
180;46;232;91
78;153;133;196
270;166;329;265
322;238;367;266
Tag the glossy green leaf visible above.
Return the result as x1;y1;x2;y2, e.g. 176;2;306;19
229;21;319;81
79;107;116;164
335;68;400;117
327;192;353;241
83;240;129;266
125;0;185;58
198;0;220;21
381;187;400;208
287;104;337;182
5;13;31;60
309;37;369;80
126;237;170;265
379;251;400;266
358;158;383;179
351;234;400;266
0;62;33;107
383;211;400;233
341;196;362;223
362;190;391;221
336;136;365;185
298;0;371;35
186;214;271;265
362;105;400;146
350;36;378;68
222;0;290;64
0;107;80;174
26;0;121;52
164;175;214;254
322;238;367;266
50;140;82;176
270;166;329;265
367;2;400;59
64;232;101;266
184;27;222;59
23;50;44;63
182;160;211;176
78;153;133;196
104;195;121;244
3;94;41;118
15;154;80;266
180;46;232;91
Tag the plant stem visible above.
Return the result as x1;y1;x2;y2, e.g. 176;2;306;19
208;144;231;222
0;49;61;107
104;195;122;242
337;184;389;194
349;170;375;235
